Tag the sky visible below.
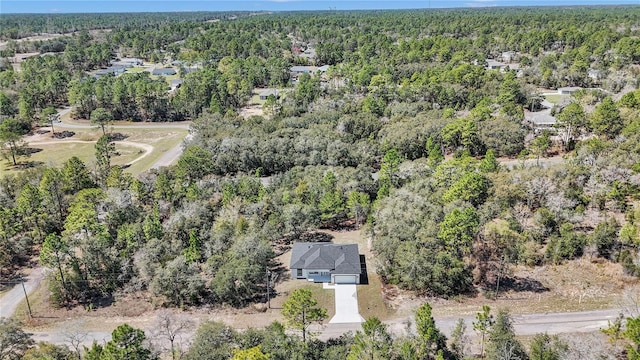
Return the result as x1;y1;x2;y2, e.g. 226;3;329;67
1;0;639;14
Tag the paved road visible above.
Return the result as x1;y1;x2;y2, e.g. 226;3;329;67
318;307;622;341
29;307;620;348
0;267;46;319
51;106;191;169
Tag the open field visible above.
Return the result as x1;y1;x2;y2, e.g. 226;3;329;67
24;141;144;168
544;94;567;104
1;109;188;177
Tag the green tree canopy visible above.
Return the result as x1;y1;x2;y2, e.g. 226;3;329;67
281;288;327;342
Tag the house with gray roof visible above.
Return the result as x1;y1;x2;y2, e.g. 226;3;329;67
486;59;507;70
259;89;279;100
290;65;316;75
290;242;361;284
152;67;177;76
168;79;183;94
93;66;126;78
110;58;143;67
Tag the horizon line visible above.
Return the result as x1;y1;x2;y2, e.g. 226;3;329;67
2;3;640;15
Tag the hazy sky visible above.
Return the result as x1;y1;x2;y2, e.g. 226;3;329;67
1;0;639;13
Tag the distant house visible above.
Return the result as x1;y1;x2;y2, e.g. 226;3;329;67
152;67;177;76
290;65;316;76
317;65;330;73
182;66;199;74
290;242;361;284
93;65;126;78
298;47;316;61
168;79;183;93
527;111;557;131
110;58;143;67
557;86;582;95
259;89;279;100
486;59;507;70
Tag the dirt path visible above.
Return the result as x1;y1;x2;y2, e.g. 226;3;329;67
0;267;46;319
151;132;192;169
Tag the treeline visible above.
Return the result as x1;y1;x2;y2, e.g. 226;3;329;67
0;32;112;123
65;56;291;122
3;6;640;126
68;73;170;122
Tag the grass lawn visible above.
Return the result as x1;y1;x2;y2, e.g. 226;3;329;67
28;142;143;168
126;66;150;74
545;94;566;104
116;128;187;173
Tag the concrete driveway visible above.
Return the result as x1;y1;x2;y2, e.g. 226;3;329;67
326;283;365;324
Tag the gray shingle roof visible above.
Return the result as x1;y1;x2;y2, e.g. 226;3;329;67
152;67;177;76
290;66;315;73
290;242;361;275
526;111;556;126
259;89;278;97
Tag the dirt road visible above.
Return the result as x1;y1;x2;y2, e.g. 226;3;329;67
151;132;193;169
0;268;46;319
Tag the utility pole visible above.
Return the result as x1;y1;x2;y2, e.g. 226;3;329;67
494;254;506;300
21;279;33;318
266;269;271;309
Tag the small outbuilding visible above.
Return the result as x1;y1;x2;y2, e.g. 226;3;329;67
290;242;361;284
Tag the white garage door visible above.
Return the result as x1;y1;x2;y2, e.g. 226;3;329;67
333;275;357;284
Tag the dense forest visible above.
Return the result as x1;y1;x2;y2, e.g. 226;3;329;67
2;5;640;359
0;12;252;40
